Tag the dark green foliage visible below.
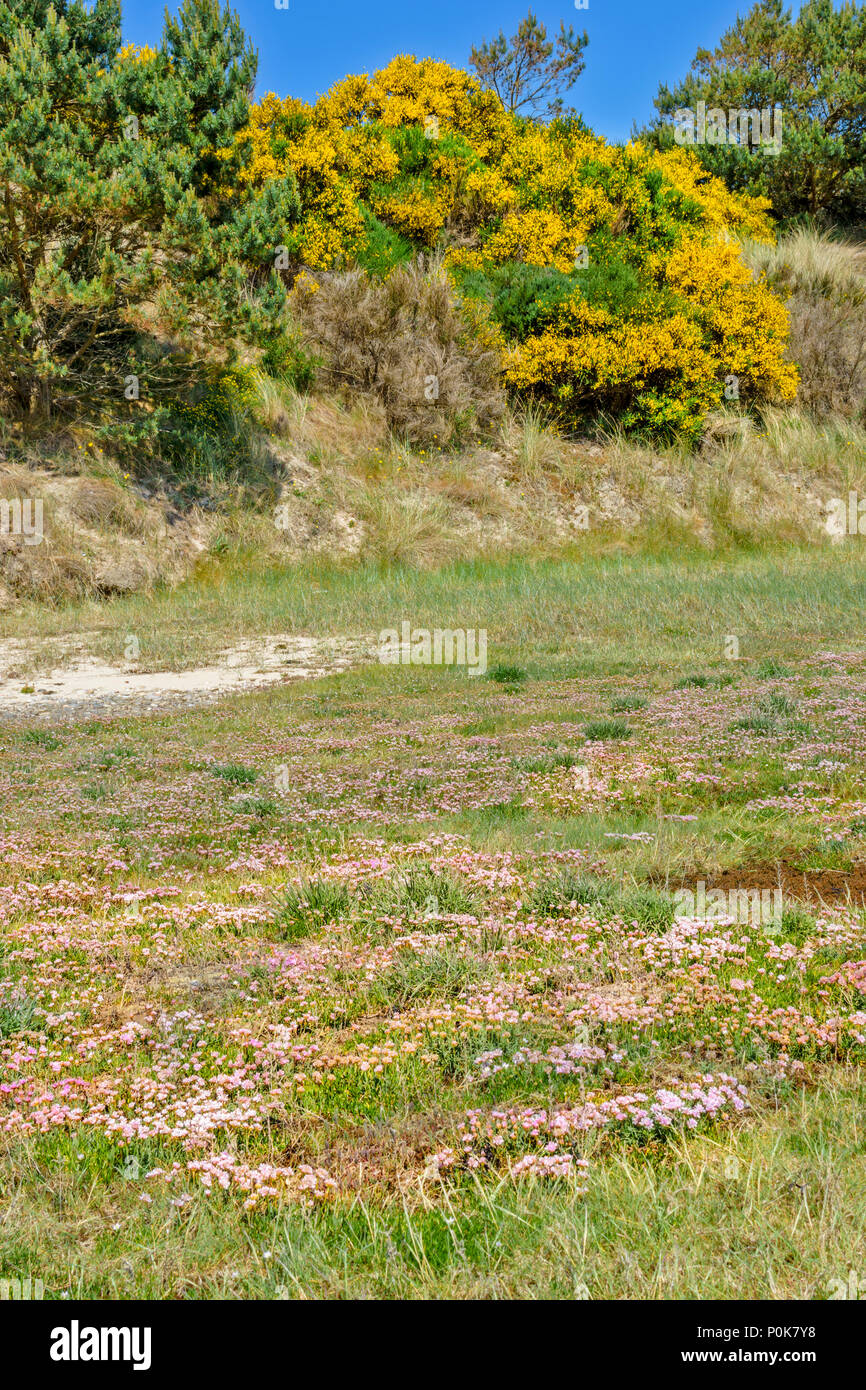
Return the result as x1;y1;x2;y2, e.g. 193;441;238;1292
730;690;805;735
755;659;793;679
260;333;318;391
460;263;577;342
487;662;528;684
618;886;677;931
676;672;736;689
512;750;583;773
0;0;298;422
574;256;644;317
640;0;866;225
353;208;415;277
386;123;479;180
20;729;63;749
459;253;648;345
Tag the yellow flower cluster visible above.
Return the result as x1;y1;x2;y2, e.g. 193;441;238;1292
665;238;797;400
506;306;718;435
233;56;796;435
651;148;775;243
234;94;368;266
371;186;450;247
483;210;580;272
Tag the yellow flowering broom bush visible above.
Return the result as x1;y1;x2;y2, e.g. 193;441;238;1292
234;56;797;439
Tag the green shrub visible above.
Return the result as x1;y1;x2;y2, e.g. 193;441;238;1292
236;796;278;817
755;659;793;679
158;370;270;484
575;255;644;317
20;730;62;749
353;208;415;277
260;333;318;392
731;690;803;736
460;262;577;342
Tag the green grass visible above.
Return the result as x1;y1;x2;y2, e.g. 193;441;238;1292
211;762;258;785
487;663;528;686
731;690;807;737
528;870;676;929
584;718;632;741
610;694;647;713
19;729;63;750
5;544;866;678
371;945;490;1011
372;866;480;920
0;994;37;1038
3;542;866;1300
273;879;353;940
4;1070;863;1299
675;671;736;690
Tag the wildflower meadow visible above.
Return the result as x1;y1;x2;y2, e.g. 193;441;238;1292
1;0;865;1352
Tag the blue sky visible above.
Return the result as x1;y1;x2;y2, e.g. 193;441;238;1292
121;0;762;142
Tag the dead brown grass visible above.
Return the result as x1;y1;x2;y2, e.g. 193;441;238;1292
742;228;866;421
291;258;505;446
0;459;208;607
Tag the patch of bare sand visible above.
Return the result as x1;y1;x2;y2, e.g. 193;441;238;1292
0;632;378;719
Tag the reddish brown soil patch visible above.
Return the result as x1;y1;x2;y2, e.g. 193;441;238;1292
671;859;866;908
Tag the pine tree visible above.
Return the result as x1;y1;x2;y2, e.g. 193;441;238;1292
470;9;588;120
0;0;299;420
640;0;866;224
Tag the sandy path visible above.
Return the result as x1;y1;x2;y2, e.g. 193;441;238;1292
0;633;377;721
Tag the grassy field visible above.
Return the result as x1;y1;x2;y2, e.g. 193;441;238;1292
6;540;866;674
2;544;866;1299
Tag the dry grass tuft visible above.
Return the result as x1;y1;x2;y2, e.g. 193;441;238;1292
742;228;866;421
0;459;208;606
356;488;459;568
500;402;567;486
